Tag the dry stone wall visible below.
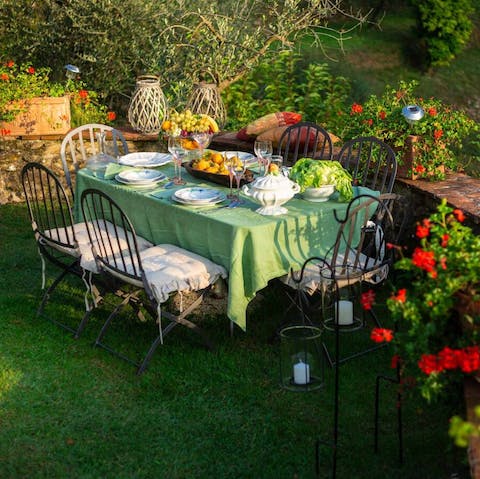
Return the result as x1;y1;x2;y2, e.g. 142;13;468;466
0;138;159;205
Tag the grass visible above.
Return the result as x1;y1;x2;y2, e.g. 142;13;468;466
304;5;480;121
0;202;470;478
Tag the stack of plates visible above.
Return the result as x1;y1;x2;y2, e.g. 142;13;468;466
172;187;226;206
118;152;171;167
115;169;166;188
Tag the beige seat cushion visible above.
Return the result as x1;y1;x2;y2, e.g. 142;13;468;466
44;221;153;273
109;244;228;304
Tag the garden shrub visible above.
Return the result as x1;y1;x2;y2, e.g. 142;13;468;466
222;51;350;132
411;0;475;68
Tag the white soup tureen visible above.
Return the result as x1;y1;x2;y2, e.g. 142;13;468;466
242;173;300;216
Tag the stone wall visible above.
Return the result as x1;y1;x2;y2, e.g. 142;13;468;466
0;137;160;205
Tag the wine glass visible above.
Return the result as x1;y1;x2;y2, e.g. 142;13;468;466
168;136;186;185
223;151;237;199
232;156;247;203
191;132;212;160
254;139;273;175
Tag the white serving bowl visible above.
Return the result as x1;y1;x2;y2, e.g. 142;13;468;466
302;185;335;202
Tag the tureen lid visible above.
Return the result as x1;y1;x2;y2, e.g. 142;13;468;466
250;173;295;190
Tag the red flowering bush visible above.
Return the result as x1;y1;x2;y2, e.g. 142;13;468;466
386;199;480;401
0;60;115;127
338;80;478;180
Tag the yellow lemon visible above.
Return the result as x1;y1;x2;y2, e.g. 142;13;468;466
212;152;223;164
196;160;210;171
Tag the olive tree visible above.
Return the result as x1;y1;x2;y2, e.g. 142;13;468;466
0;0;368;107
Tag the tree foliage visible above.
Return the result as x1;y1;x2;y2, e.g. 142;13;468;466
0;0;367;107
411;0;475;68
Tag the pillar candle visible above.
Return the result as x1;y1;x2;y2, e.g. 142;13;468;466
337;300;354;325
293;359;310;385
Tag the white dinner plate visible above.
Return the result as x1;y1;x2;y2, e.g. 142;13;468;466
115;174;166;188
173;187;223;204
116;169;166;184
118;152;172;167
173;188;226;206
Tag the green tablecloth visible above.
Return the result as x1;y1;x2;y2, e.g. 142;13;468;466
74;162;376;330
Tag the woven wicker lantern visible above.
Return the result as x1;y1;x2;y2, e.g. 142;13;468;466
186;82;227;129
128;75;168;134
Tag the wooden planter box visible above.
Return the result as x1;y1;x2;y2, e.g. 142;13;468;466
396;135;445;180
0;96;71;136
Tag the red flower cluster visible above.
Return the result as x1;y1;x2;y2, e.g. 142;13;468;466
391;288;407;303
453;209;465;222
351;103;363;115
107;111;116;121
1;128;11;136
378;110;386;120
370;328;394;343
428;107;437;117
360;289;375;310
412;247;436;274
27;66;35;74
434;129;443;141
6;60;14;68
415;164;426;174
418;346;480;375
0;73;8;81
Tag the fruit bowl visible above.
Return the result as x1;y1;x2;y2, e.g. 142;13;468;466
183;161;254;187
302;185;335;202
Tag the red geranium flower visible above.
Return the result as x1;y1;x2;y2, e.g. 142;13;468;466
107;111;116;121
434;129;443;141
6;60;14;68
27;66;35;74
351;103;363;115
428;107;437;117
78;89;89;99
370;328;394;343
412;247;436;273
391;288;407;303
437;347;459;370
0;73;8;81
378;110;386;120
415;164;426;174
416;224;430;239
441;234;449;247
453;209;465;222
418;353;442;375
360;289;375;310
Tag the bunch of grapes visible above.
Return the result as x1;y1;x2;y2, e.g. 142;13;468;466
168;110;211;135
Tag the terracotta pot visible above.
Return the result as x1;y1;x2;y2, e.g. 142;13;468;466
395;135;445;180
0;96;71;136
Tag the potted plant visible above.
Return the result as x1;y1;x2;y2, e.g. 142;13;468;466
338;80;479;180
0;60;115;135
385;199;480;401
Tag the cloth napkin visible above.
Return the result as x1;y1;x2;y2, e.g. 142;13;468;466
103;162;131;180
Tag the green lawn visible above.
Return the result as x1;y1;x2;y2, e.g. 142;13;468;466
304;5;480;121
0;202;469;477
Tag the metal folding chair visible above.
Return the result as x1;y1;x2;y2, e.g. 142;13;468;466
337;136;397;193
61;123;129;198
81;188;228;375
277;121;334;166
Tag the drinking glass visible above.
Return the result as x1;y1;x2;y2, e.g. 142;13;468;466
233;157;247;203
268;154;284;175
223;151;237;199
168;136;186;185
191;132;212;160
254;139;273;175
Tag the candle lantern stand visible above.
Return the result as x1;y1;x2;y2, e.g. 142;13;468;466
279;323;324;392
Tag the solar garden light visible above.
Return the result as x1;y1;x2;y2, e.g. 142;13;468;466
402;104;424;126
64;64;80;80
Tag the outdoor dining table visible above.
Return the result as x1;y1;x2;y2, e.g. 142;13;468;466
74;160;377;331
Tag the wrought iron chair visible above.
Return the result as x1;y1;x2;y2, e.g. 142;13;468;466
61;123;129;198
21;162;97;336
277;121;333;166
284;193;402;366
22;162;153;337
80;188;228;375
337;136;397;193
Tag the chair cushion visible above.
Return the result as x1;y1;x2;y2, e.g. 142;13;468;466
139;245;228;304
283;251;388;295
244;112;302;137
44;221;153;273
